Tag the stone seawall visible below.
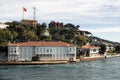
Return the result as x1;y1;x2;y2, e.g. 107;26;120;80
0;60;68;65
106;54;120;58
0;56;107;65
80;56;106;62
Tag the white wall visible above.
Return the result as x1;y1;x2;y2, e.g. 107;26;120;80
8;47;19;55
8;46;34;61
90;48;99;54
89;48;100;57
35;46;76;61
18;47;34;61
8;46;76;61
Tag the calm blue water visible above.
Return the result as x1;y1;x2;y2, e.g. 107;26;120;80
0;57;120;80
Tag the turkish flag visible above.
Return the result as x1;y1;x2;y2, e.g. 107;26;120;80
23;7;27;12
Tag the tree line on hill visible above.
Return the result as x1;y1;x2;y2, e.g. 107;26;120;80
0;21;90;46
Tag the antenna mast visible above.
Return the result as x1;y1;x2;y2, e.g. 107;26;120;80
33;7;37;20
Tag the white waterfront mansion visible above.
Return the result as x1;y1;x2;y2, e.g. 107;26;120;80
8;41;76;62
82;43;100;57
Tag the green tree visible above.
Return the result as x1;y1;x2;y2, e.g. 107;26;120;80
23;31;38;41
99;44;106;54
45;36;51;41
76;25;80;30
86;49;90;57
12;31;18;40
36;24;42;40
115;45;120;53
0;29;13;42
41;23;47;30
74;36;89;46
49;21;56;28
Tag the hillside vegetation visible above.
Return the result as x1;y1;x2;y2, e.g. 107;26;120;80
0;21;91;46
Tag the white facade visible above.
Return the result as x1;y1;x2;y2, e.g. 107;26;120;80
89;48;100;57
106;46;114;52
8;42;76;62
89;48;99;54
35;46;76;61
82;43;100;57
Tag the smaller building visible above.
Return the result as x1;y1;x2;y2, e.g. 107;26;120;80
21;19;38;27
77;30;92;36
82;43;100;57
105;43;114;52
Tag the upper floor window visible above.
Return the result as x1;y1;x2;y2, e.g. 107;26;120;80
11;51;13;53
50;48;52;53
68;47;72;52
47;48;49;53
20;47;22;52
73;47;75;52
69;48;72;52
10;47;17;53
24;48;26;53
43;48;45;53
14;51;16;53
37;48;39;53
93;49;96;52
11;48;13;53
40;48;42;53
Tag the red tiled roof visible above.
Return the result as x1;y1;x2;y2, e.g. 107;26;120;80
8;41;75;47
82;44;99;49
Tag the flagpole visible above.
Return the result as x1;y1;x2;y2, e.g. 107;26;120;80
21;7;25;26
22;7;24;19
22;7;27;20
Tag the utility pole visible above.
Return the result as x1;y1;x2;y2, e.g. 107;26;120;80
33;7;37;20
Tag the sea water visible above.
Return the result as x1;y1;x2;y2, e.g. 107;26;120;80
0;57;120;80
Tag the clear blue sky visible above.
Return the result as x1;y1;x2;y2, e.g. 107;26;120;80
0;0;120;42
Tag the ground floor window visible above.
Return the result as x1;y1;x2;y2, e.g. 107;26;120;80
8;55;18;62
67;54;75;57
38;54;52;60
